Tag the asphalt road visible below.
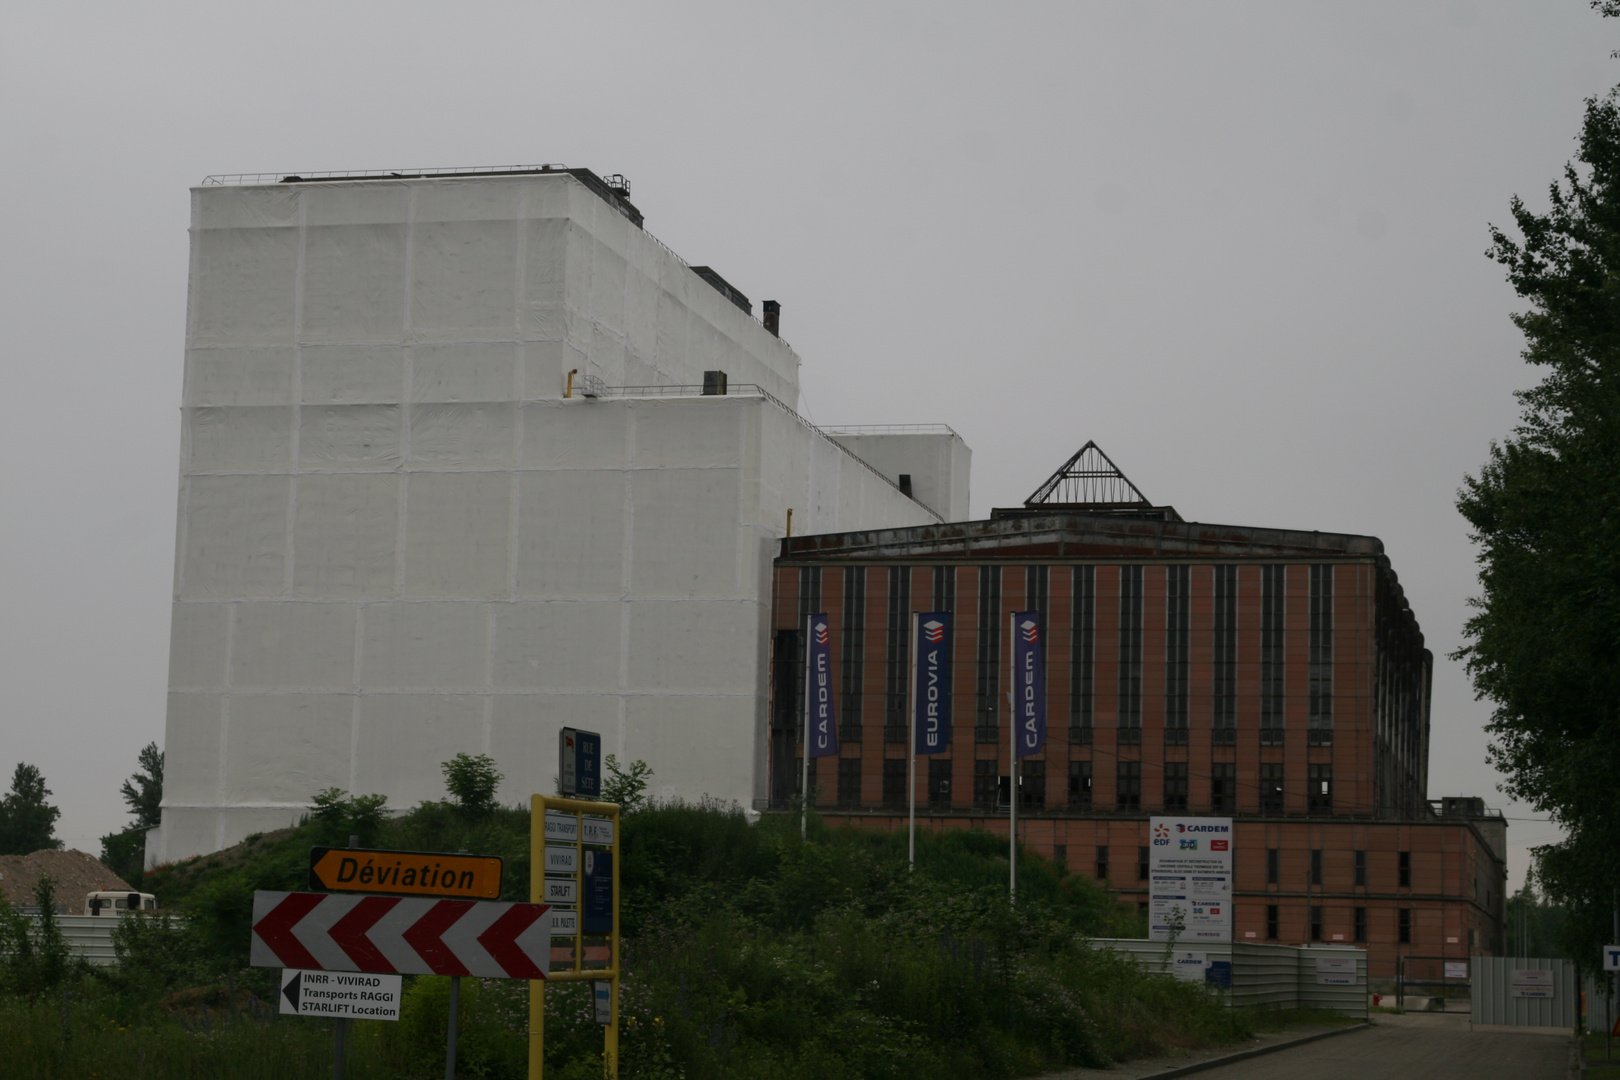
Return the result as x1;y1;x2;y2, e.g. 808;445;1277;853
1189;1012;1569;1080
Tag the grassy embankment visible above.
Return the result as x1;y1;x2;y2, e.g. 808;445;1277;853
1;793;1256;1079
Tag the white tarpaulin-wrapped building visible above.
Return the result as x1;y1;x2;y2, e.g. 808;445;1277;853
150;166;970;865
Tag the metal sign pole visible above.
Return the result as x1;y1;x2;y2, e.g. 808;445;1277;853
1007;611;1017;906
445;977;461;1079
908;610;918;870
801;614;813;840
332;833;358;1080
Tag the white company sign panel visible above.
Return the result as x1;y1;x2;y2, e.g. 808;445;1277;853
1148;816;1233;943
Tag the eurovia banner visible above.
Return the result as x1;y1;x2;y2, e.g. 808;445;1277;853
808;613;839;759
1013;610;1046;757
913;612;952;754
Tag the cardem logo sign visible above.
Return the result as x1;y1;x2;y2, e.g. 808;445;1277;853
807;615;838;759
1012;611;1046;757
913;612;952;755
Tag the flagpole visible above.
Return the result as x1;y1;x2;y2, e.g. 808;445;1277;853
802;614;812;840
1008;610;1017;906
908;610;919;870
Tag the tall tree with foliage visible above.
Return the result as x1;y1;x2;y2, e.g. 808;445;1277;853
1458;84;1620;965
101;742;165;883
0;763;62;855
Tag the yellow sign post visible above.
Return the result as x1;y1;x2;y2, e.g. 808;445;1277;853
529;794;620;1080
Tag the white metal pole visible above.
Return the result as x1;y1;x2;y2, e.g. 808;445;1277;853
908;610;919;870
802;614;813;840
1008;610;1017;906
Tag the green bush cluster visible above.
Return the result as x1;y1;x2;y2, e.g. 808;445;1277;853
0;774;1250;1078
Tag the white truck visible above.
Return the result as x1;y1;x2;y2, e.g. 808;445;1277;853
84;890;157;915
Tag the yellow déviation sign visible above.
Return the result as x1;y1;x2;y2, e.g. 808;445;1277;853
308;847;503;899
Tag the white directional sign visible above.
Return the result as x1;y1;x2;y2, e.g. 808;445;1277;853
542;878;578;905
1512;969;1555;998
544;846;578;875
545;812;579;843
1604;945;1620;972
1148;816;1233;943
280;968;401;1020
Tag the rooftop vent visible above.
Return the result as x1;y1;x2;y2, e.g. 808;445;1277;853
762;300;781;337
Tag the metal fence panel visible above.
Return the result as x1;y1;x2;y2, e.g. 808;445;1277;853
1470;957;1577;1028
1088;938;1366;1016
18;915;122;967
1585;976;1619;1035
1298;945;1369;1018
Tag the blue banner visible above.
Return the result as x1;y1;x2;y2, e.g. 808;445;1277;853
1013;610;1046;757
913;612;952;755
807;614;839;759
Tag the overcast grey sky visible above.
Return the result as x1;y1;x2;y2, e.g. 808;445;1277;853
1;1;1608;884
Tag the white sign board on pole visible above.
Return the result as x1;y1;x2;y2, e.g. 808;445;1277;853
1603;946;1620;972
1171;951;1208;981
1315;957;1357;985
1148;816;1233;943
280;969;402;1020
1445;961;1469;980
1511;969;1555;998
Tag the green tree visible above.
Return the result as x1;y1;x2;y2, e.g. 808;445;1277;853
1458;85;1620;967
601;755;654;813
0;763;62;855
121;741;163;829
101;741;165;883
442;753;502;816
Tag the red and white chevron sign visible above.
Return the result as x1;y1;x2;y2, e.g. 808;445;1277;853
250;891;551;980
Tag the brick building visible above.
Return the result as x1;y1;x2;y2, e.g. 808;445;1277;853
768;443;1505;978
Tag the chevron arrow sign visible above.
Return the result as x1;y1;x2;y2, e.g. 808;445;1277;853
250;891;552;979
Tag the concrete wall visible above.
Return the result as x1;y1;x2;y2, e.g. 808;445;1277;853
824;429;972;521
155;174;948;864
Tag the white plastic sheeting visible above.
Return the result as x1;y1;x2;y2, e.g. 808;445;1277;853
154;173;953;865
824;430;972;521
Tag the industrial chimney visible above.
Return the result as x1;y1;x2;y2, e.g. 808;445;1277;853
762;300;781;337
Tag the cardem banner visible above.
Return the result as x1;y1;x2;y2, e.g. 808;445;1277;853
913;612;952;755
1012;611;1046;757
807;614;839;758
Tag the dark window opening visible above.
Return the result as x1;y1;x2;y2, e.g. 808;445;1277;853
1398;851;1411;888
1308;764;1332;813
928;759;952;809
1137;845;1150;882
976;567;1002;743
1266;847;1280;885
1165;565;1189;744
1068;760;1093;809
1310;848;1323;886
1354;849;1367;887
1020;759;1046;810
1266;904;1279;940
973;760;998;810
840;568;866;743
1308;564;1333;744
933;565;956;612
1260;763;1284;815
837;758;861;809
1210;762;1236;813
1116;761;1141;811
1096;845;1110;882
885;567;911;744
1213;566;1237;743
1398;907;1412;944
1070;566;1095;744
882;758;907;808
1053;844;1067;867
1118;566;1144;739
1260;565;1285;746
1354;907;1367;943
1310;905;1323;942
1163;762;1189;811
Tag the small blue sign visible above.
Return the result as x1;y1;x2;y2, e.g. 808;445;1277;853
576;730;601;799
583;850;613;934
1205;961;1232;988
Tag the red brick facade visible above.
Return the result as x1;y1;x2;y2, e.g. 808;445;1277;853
769;514;1505;979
